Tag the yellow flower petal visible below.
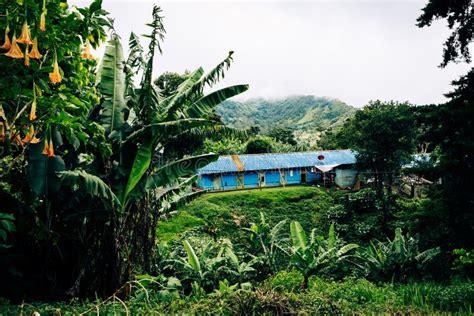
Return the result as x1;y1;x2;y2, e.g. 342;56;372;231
17;22;33;45
1;27;11;50
24;46;30;67
49;59;62;84
81;38;94;60
29;38;42;59
29;99;37;121
5;36;24;59
40;12;46;32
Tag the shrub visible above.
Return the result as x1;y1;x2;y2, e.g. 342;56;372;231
263;269;304;293
309;277;396;309
397;282;474;313
452;248;474;279
323;189;385;243
358;228;440;282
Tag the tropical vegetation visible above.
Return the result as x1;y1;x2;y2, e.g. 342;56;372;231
0;0;473;314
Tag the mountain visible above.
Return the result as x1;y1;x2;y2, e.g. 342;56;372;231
217;96;356;146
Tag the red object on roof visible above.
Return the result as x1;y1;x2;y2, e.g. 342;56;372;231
318;155;325;160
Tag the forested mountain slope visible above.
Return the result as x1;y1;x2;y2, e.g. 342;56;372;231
217;95;355;132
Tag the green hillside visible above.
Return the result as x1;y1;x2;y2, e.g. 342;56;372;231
217;96;356;146
217;96;356;131
156;186;336;243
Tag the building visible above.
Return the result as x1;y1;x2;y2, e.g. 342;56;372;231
197;150;357;191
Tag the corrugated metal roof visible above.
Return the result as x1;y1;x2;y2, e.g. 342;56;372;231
198;150;356;175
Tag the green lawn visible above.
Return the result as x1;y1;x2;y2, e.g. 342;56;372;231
156;185;339;243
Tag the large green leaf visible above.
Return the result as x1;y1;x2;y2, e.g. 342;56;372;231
290;221;307;250
183;239;201;275
336;244;359;257
136;6;165;122
162;68;204;117
184;84;249;119
124;118;223;144
58;170;119;205
122;136;155;204
145;153;218;190
328;223;336;250
97;35;126;135
162;51;235;118
27;142;65;196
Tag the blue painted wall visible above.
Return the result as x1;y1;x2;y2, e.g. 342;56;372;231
222;174;237;190
198;175;213;190
244;172;259;188
287;169;301;184
198;168;326;191
306;169;319;183
265;171;281;187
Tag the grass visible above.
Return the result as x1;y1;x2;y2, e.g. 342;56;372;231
2;278;472;315
3;186;473;315
156;185;338;243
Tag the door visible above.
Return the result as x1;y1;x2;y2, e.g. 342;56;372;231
259;172;266;188
301;169;307;183
280;170;287;186
237;173;244;189
212;175;221;191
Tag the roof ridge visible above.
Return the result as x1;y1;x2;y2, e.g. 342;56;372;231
218;149;353;158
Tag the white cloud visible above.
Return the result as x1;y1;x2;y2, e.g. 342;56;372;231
71;0;472;107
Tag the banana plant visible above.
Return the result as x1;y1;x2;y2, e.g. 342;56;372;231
358;227;440;282
53;5;248;295
222;241;255;287
176;239;227;290
243;212;289;275
289;222;359;289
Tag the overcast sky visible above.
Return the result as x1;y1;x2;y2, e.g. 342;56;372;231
72;0;472;107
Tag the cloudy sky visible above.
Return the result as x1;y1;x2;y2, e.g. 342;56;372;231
73;0;472;107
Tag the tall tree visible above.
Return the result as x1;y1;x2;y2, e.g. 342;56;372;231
154;71;189;98
268;127;297;146
414;70;474;249
340;101;416;195
417;0;473;67
415;0;474;249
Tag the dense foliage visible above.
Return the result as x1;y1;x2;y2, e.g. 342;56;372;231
1;0;473;313
417;0;473;67
0;0;248;299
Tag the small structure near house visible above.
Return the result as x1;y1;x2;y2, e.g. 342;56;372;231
197;150;357;191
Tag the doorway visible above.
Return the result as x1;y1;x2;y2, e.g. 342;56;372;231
212;175;221;190
301;169;307;183
259;172;266;188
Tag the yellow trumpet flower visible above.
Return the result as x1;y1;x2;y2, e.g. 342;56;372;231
0;105;7;143
17;22;33;45
5;35;24;58
49;57;62;84
0;122;6;143
24;46;30;67
1;26;11;50
29;98;37;122
81;38;94;60
22;125;41;144
40;11;46;32
48;139;55;156
10;127;23;146
42;138;55;157
29;38;42;59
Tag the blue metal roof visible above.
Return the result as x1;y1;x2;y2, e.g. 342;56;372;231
198;150;356;175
